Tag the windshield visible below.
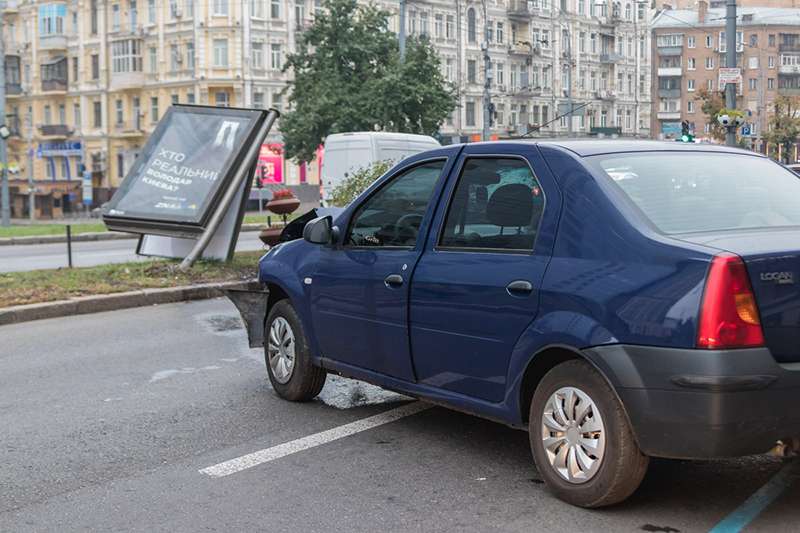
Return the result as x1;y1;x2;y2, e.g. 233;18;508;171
588;152;800;234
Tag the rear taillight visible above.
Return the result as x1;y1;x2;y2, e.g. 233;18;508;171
697;253;765;349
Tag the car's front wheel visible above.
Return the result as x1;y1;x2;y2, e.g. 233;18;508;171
265;299;327;402
529;360;649;508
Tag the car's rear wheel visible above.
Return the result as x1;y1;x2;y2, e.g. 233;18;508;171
265;299;326;402
529;360;649;508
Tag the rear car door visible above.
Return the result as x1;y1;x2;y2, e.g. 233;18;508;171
310;156;453;381
409;144;560;403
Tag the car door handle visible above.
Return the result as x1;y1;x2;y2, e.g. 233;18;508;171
384;274;404;287
506;280;533;295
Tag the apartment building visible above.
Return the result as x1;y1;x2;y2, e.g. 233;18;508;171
2;0;652;218
652;2;800;141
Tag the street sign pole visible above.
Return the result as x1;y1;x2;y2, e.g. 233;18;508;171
725;0;738;147
0;10;10;227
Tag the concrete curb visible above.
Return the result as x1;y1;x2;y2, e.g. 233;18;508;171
0;280;257;327
0;223;265;246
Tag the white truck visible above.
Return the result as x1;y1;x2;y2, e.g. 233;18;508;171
320;132;441;205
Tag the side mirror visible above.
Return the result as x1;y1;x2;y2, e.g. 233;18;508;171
303;215;333;244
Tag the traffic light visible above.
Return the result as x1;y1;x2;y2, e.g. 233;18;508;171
677;120;694;143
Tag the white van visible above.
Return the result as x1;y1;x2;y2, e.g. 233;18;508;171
321;132;441;204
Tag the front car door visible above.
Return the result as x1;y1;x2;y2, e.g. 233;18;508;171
310;154;454;381
409;144;560;403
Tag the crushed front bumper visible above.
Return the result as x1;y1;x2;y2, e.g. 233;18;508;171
224;282;269;348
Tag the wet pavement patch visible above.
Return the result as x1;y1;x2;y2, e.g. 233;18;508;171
204;315;243;332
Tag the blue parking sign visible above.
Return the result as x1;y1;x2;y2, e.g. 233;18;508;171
741;125;752;136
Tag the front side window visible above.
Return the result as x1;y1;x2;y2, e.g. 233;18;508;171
347;160;445;248
589;152;800;234
439;158;544;252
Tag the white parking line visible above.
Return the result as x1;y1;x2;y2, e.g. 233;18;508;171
199;401;432;478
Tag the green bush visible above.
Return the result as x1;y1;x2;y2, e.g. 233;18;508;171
329;160;394;207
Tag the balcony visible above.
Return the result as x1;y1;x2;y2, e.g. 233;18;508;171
658;88;681;98
657;111;682;120
6;82;21;95
39;124;72;138
507;0;532;20
779;64;800;75
600;52;623;64
39;33;67;50
779;42;800;53
657;46;683;56
112;119;145;138
110;70;145;90
42;78;67;92
779;87;800;96
657;67;682;77
508;42;532;56
595;90;616;101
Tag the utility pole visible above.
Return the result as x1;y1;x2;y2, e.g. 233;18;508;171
0;9;9;227
725;0;737;147
564;26;573;137
27;106;34;220
481;0;491;141
399;0;407;62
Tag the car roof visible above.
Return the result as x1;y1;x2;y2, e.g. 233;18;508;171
447;139;761;158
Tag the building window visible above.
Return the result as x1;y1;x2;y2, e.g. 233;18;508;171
117;153;125;180
687;100;694;113
272;92;282;112
213;39;229;67
171;93;179;104
187;92;195;104
769;34;776;47
129;0;138;28
215;91;229;107
749;78;757;90
251;0;265;18
748;56;759;70
149;46;157;73
132;96;140;127
148;0;156;23
213;0;228;16
769;56;775;68
93;100;102;128
253;91;264;108
705;34;712;48
170;43;180;71
687;36;695;48
111;39;143;73
148;96;159;122
768;78;775;90
91;54;99;79
39;3;65;36
467;59;476;84
496;22;504;44
115;99;124;125
252;42;264;69
271;0;280;19
73;103;81;127
112;4;120;31
44;104;52;124
186;41;194;69
688;57;696;70
467;8;476;43
270;43;282;70
446;15;454;39
688;78;695;91
91;0;98;34
72;57;78;82
434;14;443;38
705;57;714;69
466;101;475;127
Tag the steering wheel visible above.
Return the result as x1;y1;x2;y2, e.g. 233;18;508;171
392;213;424;244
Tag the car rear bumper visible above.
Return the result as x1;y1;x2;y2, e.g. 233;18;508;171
584;345;800;459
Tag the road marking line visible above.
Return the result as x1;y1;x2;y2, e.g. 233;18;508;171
199;401;432;478
708;459;800;533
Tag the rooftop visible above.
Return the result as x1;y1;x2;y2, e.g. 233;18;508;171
652;7;800;29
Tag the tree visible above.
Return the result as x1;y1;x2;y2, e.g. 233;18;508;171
696;88;726;142
764;96;800;163
280;0;456;162
330;160;393;207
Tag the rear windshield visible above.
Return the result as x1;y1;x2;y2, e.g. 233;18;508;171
588;152;800;234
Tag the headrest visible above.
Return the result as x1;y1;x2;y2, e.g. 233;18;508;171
486;183;533;227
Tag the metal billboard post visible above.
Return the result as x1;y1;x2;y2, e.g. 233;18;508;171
179;109;278;271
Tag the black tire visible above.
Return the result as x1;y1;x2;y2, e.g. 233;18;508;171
529;360;649;508
264;299;327;402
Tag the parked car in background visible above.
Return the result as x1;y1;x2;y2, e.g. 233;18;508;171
321;132;440;205
785;163;800;176
230;140;800;508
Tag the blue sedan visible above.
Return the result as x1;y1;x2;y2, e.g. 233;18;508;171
231;140;800;507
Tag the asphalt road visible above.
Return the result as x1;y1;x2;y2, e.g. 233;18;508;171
2;298;799;532
0;231;266;273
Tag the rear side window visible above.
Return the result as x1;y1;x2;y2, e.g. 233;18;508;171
439;157;545;252
588;152;800;234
